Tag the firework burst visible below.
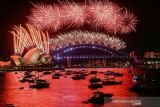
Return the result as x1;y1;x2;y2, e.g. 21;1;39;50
28;1;137;35
119;9;138;34
28;4;63;31
88;1;122;34
62;2;87;28
49;30;126;51
29;1;137;34
10;24;49;55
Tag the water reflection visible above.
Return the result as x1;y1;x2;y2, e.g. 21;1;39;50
0;68;139;107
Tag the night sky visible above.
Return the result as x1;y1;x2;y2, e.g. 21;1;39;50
0;0;160;58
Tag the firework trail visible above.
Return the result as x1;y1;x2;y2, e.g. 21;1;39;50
10;24;49;55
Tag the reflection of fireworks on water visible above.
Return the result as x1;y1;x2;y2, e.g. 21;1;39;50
49;30;126;51
10;24;49;55
28;1;137;34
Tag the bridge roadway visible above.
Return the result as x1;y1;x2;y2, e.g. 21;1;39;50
0;65;64;72
0;65;131;72
1;64;159;72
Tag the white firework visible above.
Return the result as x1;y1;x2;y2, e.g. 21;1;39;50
28;4;63;31
62;2;87;28
88;1;122;34
119;9;138;34
49;30;126;51
28;1;137;34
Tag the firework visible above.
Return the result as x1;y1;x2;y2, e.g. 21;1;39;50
28;1;137;34
87;1;122;34
119;9;138;34
28;4;63;31
10;24;49;55
49;30;126;51
62;2;87;28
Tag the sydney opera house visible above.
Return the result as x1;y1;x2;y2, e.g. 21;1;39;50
0;48;52;66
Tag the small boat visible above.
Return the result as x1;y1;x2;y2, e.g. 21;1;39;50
24;74;35;78
52;76;60;79
24;71;31;75
102;80;122;85
19;87;24;90
87;91;113;104
89;77;101;83
43;71;51;75
114;72;123;77
79;73;88;77
65;72;72;75
27;79;35;83
104;71;114;75
99;71;104;74
19;78;28;83
53;72;63;76
88;83;103;89
81;70;87;73
102;77;122;85
71;74;86;80
89;71;98;74
29;80;50;89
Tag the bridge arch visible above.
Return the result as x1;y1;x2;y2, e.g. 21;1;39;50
50;44;129;66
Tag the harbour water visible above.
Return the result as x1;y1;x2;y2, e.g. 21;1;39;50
0;68;141;107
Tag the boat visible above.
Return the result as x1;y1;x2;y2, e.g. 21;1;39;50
65;71;72;75
87;91;113;104
99;71;104;74
89;77;102;83
43;71;51;75
27;79;35;83
88;83;103;89
19;87;24;90
29;79;50;89
19;78;28;83
71;74;86;80
114;72;123;77
80;73;88;76
102;76;122;85
53;72;63;76
89;71;98;74
24;74;35;78
81;70;87;73
52;76;60;79
104;71;114;75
